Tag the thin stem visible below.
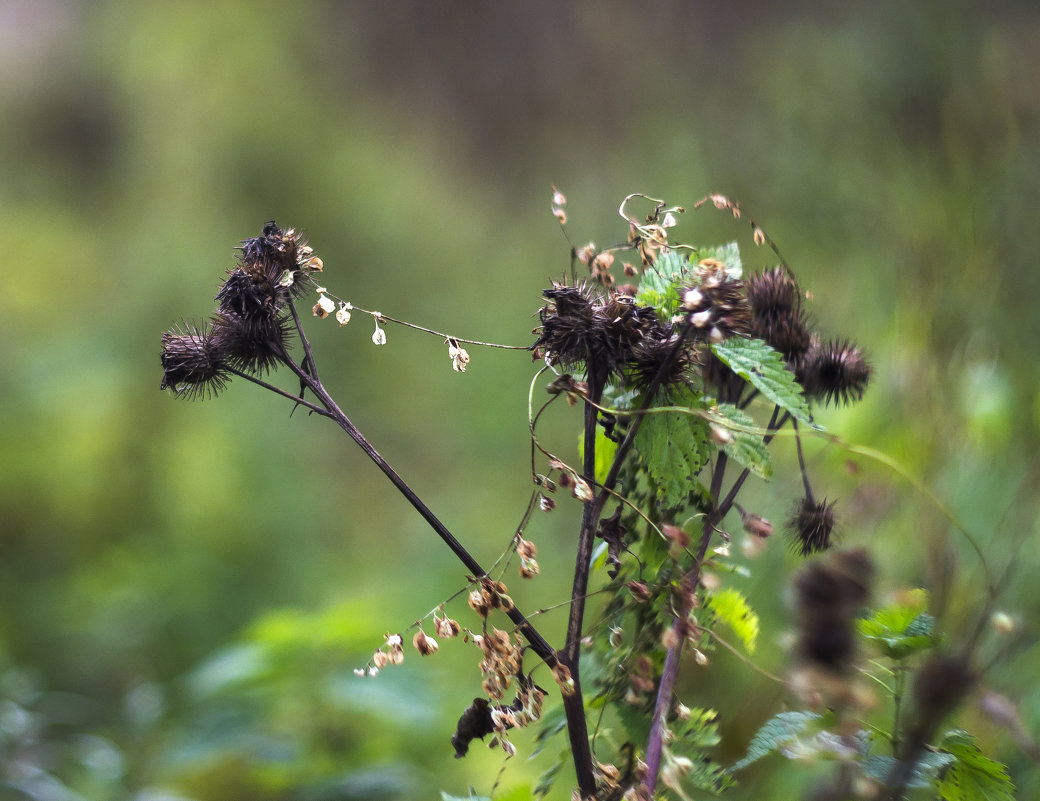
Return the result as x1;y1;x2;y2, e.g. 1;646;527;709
891;663;907;756
225;367;332;417
316;290;528;349
793;419;815;502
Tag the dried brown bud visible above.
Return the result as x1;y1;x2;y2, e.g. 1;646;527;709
413;630;439;656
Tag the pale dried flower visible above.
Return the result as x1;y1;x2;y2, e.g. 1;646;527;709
412;630;439;656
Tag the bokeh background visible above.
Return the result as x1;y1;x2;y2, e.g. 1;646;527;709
2;1;1039;799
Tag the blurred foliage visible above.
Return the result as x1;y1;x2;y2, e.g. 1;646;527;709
1;0;1039;798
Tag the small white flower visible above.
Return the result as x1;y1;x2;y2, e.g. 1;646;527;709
372;323;387;345
277;270;295;287
683;288;703;309
662;211;679;229
336;301;352;326
316;293;335;314
367;666;379;677
571;477;594;502
385;633;402;648
691;310;712;328
353;668;366;677
452;346;470;372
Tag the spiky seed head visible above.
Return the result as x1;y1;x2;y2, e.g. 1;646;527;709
160;322;230;400
788;496;838;556
796;338;872;405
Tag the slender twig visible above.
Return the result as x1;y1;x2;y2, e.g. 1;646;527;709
225;366;331;417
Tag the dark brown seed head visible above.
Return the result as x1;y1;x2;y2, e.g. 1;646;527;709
159;322;230;400
788;496;838;556
796;338;871;406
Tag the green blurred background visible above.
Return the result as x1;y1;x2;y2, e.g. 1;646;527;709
2;1;1038;798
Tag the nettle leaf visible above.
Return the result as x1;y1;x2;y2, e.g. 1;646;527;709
698;241;743;279
708;588;759;654
578;425;618;485
714;403;773;479
859;591;937;660
633;390;710;510
729;711;821;772
711;338;812;424
861;751;955;789
636;250;688;320
937;730;1015;801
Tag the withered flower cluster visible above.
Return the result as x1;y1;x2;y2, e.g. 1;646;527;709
794;548;873;675
160;222;323;399
534;282;668;389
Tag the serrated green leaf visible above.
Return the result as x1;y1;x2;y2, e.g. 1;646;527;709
636;250;688;320
937;730;1015;801
708;588;759;654
711;338;812;424
633;391;711;509
729;711;820;772
714;403;773;479
859;592;937;660
698;241;743;279
861;751;955;788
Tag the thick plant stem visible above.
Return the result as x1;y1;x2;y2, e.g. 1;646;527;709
560;379;605;798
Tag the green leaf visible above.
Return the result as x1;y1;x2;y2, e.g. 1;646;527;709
698;241;743;280
636;250;688;320
708;588;759;654
710;338;812;424
442;791;492;801
937;730;1015;801
578;424;618;485
729;711;820;772
858;591;937;660
861;751;954;788
632;390;711;510
714;403;773;479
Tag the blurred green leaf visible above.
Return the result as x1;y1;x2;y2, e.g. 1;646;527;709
937;730;1015;801
708;588;760;654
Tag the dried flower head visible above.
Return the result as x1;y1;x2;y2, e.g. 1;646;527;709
746;266;811;360
796;338;872;406
534;283;668;387
788;496;838;556
159;322;230;400
217;222;313;320
679;274;751;341
794;548;873;673
209;309;291;375
413;629;439;656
